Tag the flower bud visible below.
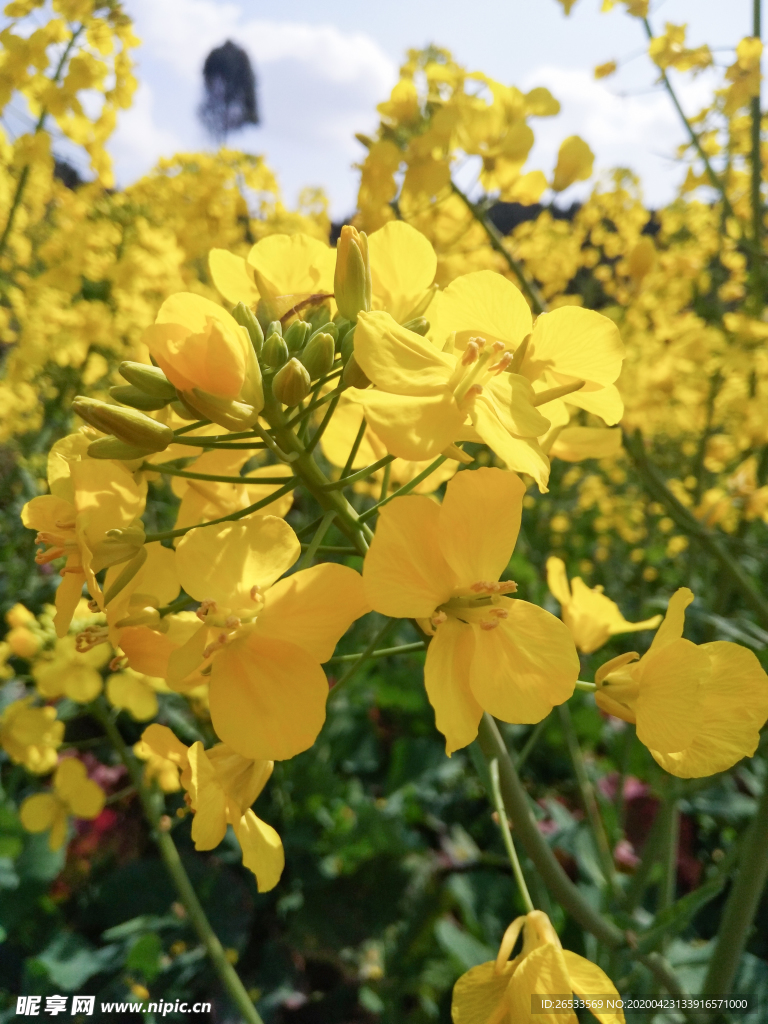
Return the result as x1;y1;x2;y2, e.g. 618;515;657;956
73;397;173;453
180;389;260;431
342;352;371;389
92;524;147;573
170;397;201;421
300;331;335;380
341;325;356;365
118;361;177;400
88;436;158;461
265;320;283;340
109;385;170;411
232;302;264;354
402;317;430;337
334;225;372;322
335;319;353;352
272;358;311;406
261;332;289;369
284;319;311;354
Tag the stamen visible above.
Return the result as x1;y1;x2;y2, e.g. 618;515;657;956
75;625;109;652
431;610;448;628
224;615;241;629
87;599;100;612
203;632;229;658
109;655;128;671
465;383;483;399
196;599;218;621
35;546;65;564
461;340;480;365
480;619;501;631
489;352;513;374
250;585;262;601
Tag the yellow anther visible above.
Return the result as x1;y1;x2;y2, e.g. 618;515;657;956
431;610;448;627
250;585;262;601
480;619;501;631
75;625;109;652
490;351;513;374
224;615;241;629
196;599;218;621
461;341;480;365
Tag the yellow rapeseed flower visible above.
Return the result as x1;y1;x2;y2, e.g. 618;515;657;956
20;758;105;850
0;698;64;775
32;634;111;703
363;468;579;754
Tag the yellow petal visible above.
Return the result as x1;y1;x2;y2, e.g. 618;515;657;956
255;563;369;662
546;556;572;608
247;234;335;313
648;587;694;653
469;601;578;723
167;621;209;690
363;495;456;617
471;392;551;492
206;744;273;812
119;614;200;679
319;393;385;469
635;638;706;753
209;248;259;306
56;760;105;819
21;494;75;533
53;571;87;639
176;515;300;609
549;427;623;463
368;221;437;323
565;383;624;425
355;310;454;395
451;960;513;1024
508;943;577;1024
358;389;467;461
234;809;285;892
140;723;190;768
48;807;69;851
526;307;624;389
63;665;104;703
561;949;625;1024
565;578;661;655
20;793;59;833
438;468;525;587
210;632;328;761
429;270;532;354
187;742;228;850
107;671;159;721
424;617;481;755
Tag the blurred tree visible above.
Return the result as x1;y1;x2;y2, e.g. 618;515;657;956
199;40;260;144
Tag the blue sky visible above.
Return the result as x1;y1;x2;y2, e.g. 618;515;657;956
108;0;748;216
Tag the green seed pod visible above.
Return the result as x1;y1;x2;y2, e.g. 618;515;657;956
103;547;148;606
402;317;430;337
261;332;289;369
73;397;173;453
341;324;356;365
87;436;157;461
118;361;177;400
109;385;170;411
300;331;335;380
284;319;311;354
272;358;311;406
232;302;264;354
342;352;371;389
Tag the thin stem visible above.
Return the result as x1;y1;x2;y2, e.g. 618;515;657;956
91;700;264;1024
341;417;368;478
451;182;547;314
660;793;680;915
298;543;359;555
173;419;211;436
322;454;395;491
327;618;396;697
622;800;675;915
145;464;295;485
379;461;392;502
158;594;195;617
298;511;336;569
516;718;548;770
574;680;597;692
358;455;449;523
489;758;535;913
305;393;341;454
143;480;296;542
325;641;424;665
285;384;343;430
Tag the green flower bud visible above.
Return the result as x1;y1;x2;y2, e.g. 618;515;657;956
73;397;173;453
92;523;147;574
261;332;289;369
402;317;430;337
265;320;283;340
87;436;156;461
272;358;311;406
109;385;170;411
306;304;333;332
334;225;372;322
284;319;311;354
181;389;260;431
342;353;371;390
170;397;202;420
335;319;353;352
300;331;335;380
341;324;356;365
232;302;264;354
118;361;177;400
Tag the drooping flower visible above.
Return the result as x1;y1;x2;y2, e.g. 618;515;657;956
452;910;624;1024
352;311;553;490
595;588;768;777
363;468;579;754
0;699;64;775
139;724;284;892
20;758;106;850
546;556;661;654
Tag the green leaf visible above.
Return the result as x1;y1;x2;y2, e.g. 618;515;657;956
434;917;494;970
36;933;119;990
127;932;163;982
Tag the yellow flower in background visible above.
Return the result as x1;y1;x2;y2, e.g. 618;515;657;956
118;613;209;694
363;468;579;754
0;699;64;775
32;635;111;703
352;311;552;490
107;667;168;721
452;910;624;1024
139;725;284;892
134;723;189;793
552;135;595;192
366;221;437;323
546;556;661;654
20;758;105;851
4;604;43;659
165;515;368;760
595;588;768;777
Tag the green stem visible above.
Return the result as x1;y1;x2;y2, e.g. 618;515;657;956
624;429;768;628
489;758;535;913
379;461;392;502
703;778;768;995
749;0;764;311
298;511;336;569
451;182;547;314
322;454;395;491
91;700;264;1024
306;393;341;454
173;419;211;435
298;544;359;555
358;455;449;523
325;641;424;665
143;480;296;542
660;793;680;915
341;416;368;477
157;594;195;617
285;384;343;430
574;680;596;692
145;464;295;485
515;718;548;770
327;618;396;696
623;800;675;915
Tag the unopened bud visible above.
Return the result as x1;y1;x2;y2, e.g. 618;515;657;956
265;320;283;340
261;332;289;369
73;397;173;453
118;361;177;400
88;436;157;461
109;384;170;411
182;389;260;431
341;325;356;365
272;358;311;406
402;317;430;336
170;397;201;421
342;352;371;389
92;524;146;573
284;319;311;354
334;225;372;322
232;302;264;355
300;331;335;380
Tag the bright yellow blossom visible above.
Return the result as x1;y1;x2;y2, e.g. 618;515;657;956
20;758;105;850
32;635;111;703
0;699;64;775
363;468;579;754
107;668;168;721
595;589;768;777
546;556;661;654
452;910;624;1024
